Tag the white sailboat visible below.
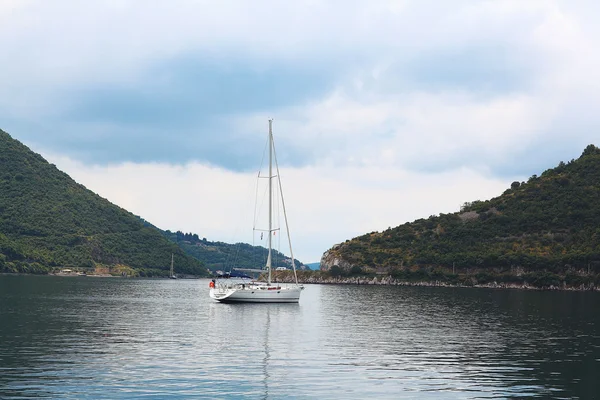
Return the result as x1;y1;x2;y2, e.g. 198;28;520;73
209;120;304;303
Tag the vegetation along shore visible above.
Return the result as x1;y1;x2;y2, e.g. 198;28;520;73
318;145;600;291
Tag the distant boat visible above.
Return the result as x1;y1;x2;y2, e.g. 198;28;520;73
169;253;177;279
209;120;303;303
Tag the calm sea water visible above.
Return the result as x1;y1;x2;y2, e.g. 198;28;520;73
0;275;599;399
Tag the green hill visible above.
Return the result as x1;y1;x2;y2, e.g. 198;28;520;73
0;128;208;277
321;145;600;288
161;230;307;273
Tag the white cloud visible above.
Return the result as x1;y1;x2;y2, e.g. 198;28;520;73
225;0;600;175
0;0;569;86
235;87;550;173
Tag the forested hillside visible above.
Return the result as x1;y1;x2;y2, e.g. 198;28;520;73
0;128;208;276
162;230;307;272
321;145;600;288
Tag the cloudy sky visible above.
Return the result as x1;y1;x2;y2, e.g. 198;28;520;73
2;0;599;263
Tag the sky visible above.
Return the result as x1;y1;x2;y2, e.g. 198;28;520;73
2;0;600;263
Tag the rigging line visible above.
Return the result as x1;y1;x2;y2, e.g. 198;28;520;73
271;133;300;285
258;132;269;177
253;174;260;231
247;134;271;278
276;199;281;269
222;145;263;275
254;132;270;226
275;177;281;267
254;183;270;232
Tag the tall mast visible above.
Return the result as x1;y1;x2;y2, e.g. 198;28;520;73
267;119;273;285
170;253;174;277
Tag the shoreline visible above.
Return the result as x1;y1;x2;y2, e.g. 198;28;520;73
0;272;205;279
284;275;600;292
3;272;598;291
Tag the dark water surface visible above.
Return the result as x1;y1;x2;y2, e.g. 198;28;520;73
0;275;599;399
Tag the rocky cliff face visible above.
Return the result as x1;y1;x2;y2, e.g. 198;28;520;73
320;243;354;271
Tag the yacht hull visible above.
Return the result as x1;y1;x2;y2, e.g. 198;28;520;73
209;286;302;303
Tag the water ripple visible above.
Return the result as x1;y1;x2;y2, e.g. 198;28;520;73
1;276;599;399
